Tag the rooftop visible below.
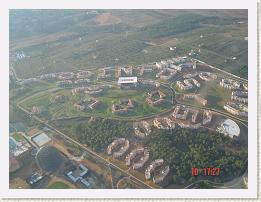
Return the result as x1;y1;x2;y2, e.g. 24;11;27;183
118;77;138;84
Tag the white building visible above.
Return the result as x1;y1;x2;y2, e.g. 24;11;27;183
118;77;138;89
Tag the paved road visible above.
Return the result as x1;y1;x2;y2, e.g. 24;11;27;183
177;102;248;126
192;58;247;82
16;102;154;189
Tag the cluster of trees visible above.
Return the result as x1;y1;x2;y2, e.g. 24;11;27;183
73;118;132;152
147;127;247;184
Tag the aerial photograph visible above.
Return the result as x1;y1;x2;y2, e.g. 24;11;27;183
9;9;248;189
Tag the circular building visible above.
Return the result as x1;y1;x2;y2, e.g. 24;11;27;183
219;119;240;138
36;146;64;173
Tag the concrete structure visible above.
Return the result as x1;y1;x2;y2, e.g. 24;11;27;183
177;78;200;90
183;94;207;106
28;172;44;185
172;105;189;120
219;79;240;90
145;159;169;184
58;72;74;80
31;106;41;115
199;72;217;81
191;110;199;123
31;133;51;148
153;166;170;184
183;93;196;99
217;119;240;138
118;77;138;89
9;137;30;157
183;72;198;79
74;98;100;111
153;117;175;130
202;110;213;125
112;98;134;114
139;80;160;88
66;164;90;188
139;65;153;76
133;121;151;138
156;68;177;80
243;83;248;90
195;95;207;106
76;70;92;79
107;138;130;158
97;67;113;79
231;91;248;104
125;148;149;169
118;66;133;77
146;90;166;106
224;102;248;117
40;73;56;80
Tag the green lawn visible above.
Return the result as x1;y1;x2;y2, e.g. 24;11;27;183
11;132;24;142
20;85;174;120
48;181;70;189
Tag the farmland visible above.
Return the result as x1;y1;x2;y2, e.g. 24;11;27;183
10;10;247;79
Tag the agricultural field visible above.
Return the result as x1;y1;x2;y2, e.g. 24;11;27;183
10;10;247;79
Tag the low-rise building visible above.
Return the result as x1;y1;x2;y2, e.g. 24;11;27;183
153;117;175;130
224;102;248;117
40;73;56;80
133;121;151;138
183;94;207;106
125;147;149;169
66;164;90;188
199;72;217;81
156;68;177;81
74;98;100;111
231;91;248;104
118;66;133;77
191;110;199;123
145;159;169;184
146;90;166;106
118;77;138;89
195;95;207;106
202;110;213;125
178;122;201;129
219;79;240;90
172;105;189;120
58;72;74;80
112;98;134;114
76;71;92;79
183;72;198;79
97;67;113;79
107;138;130;158
139;80;160;88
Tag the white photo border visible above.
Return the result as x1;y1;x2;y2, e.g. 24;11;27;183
0;0;258;199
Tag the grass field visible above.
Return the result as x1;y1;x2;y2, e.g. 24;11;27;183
48;181;70;189
10;10;247;79
20;85;173;120
175;80;232;111
11;132;24;142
